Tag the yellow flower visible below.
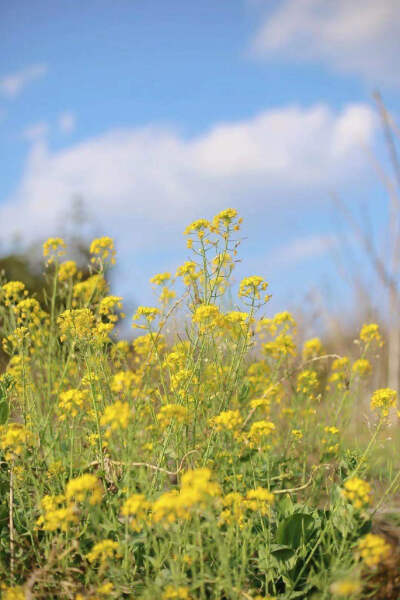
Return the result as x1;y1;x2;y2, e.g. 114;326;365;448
57;308;95;341
0;423;33;461
150;272;171;285
58;260;78;282
100;401;131;438
342;477;371;510
291;429;303;440
359;323;383;348
296;370;319;396
262;334;296;359
157;404;189;429
86;539;121;563
99;296;123;323
209;409;243;432
248;420;275;447
58;389;89;420
1;281;28;306
330;579;361;596
43;237;66;262
357;533;390;567
302;337;323;360
90;237;116;266
132;306;161;327
370;388;397;417
245;487;274;515
184;218;210;238
239;276;269;301
162;585;192;600
37;496;78;532
352;358;372;377
121;493;151;531
65;474;103;505
192;304;222;332
0;585;26;600
211;208;240;233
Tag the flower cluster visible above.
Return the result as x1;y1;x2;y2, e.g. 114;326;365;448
357;533;390;567
342;477;371;510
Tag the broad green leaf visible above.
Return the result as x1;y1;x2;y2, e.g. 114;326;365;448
277;513;315;550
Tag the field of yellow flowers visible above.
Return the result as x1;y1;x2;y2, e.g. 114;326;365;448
0;209;399;599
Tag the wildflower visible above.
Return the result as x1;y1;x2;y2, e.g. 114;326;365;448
36;495;78;532
58;260;78;282
65;474;103;505
360;323;383;348
263;334;296;359
258;312;296;337
43;237;66;263
245;487;274;515
158;404;189;429
327;357;350;391
121;493;151;531
99;296;124;323
248;420;275;447
86;539;121;563
110;370;136;394
159;287;176;304
150;272;171;285
184;218;210;238
302;337;323;360
192;304;222;332
1;585;26;600
357;533;390;568
1;281;28;306
100;401;131;438
239;276;269;301
96;582;114;596
73;274;108;304
370;388;397;417
0;423;33;461
296;370;319;397
90;237;116;266
152;468;220;525
342;477;371;510
209;409;243;432
58;389;89;420
211;208;240;233
291;429;303;440
330;579;361;596
132;306;161;327
352;358;372;377
57;308;95;341
162;586;192;600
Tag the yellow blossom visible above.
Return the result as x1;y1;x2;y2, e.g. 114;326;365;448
357;533;390;567
302;337;323;360
370;388;397;417
100;401;131;437
359;323;383;348
342;477;371;510
65;474;103;505
121;493;151;531
86;539;121;563
43;237;66;262
58;260;78;282
90;237;116;266
330;579;361;596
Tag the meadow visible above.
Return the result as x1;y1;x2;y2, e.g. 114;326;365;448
0;209;399;599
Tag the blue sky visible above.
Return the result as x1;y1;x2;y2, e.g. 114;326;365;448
1;0;400;328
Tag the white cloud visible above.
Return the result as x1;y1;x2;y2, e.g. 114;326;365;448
58;111;76;134
0;64;47;98
268;234;337;268
251;0;400;86
0;102;375;250
22;121;48;142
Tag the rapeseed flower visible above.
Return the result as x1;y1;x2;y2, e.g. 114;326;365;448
370;388;397;417
342;477;371;510
65;474;103;505
357;533;390;567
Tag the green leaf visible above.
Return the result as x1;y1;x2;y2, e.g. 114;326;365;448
277;513;315;550
0;401;9;426
270;543;295;562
